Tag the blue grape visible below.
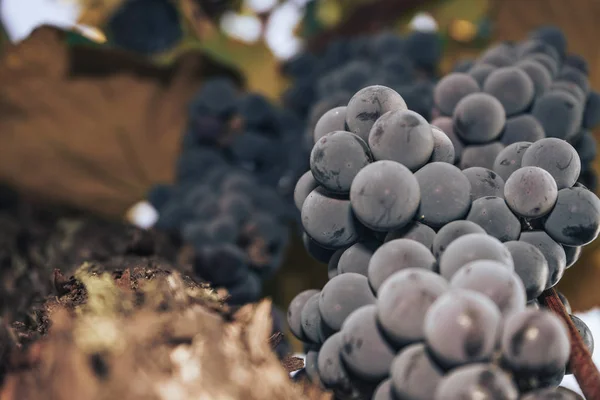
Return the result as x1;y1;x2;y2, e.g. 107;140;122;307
434;73;480;116
434;363;518;400
519;231;566;290
288;289;320;341
390;343;444;400
432;220;486;259
468;63;497;86
384;221;436;250
313;106;347;143
504;166;558;218
337;241;380;276
531;91;583;140
504;241;549;301
459;142;506;170
483;67;535;116
516;59;552;97
453;93;506;144
521;138;581;189
431;117;465;161
493;141;533;181
466;196;521;242
430;124;456;163
462;167;505;201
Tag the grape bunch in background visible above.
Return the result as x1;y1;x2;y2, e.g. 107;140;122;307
282;29;441;137
289;84;600;399
146;78;307;305
432;26;600;191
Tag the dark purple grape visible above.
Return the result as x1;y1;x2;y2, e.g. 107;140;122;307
483;67;535;116
557;66;590;95
571;314;594;356
414;162;472;228
516;59;552;97
513;366;566;393
377;268;448;346
450;260;526;316
530;26;567;59
319;272;376;332
583;91;600;129
310;130;372;193
462;167;505;201
294;171;318;211
493;141;533;181
337;241;380;276
300;292;324;344
572;130;596;166
314;106;347;143
432;220;486;259
501;308;570;374
368;110;434;170
460;142;506;170
544;186;600;246
434;73;480;116
431;116;465;161
368;239;436;293
479;48;516;68
519;231;566;290
439;233;514;280
501;114;545;147
525;53;559;77
518;39;560;62
424;290;502;368
550;81;587;106
390;343;444;399
564;53;589;75
468;63;497;87
302;232;336;264
504;241;549;301
340;305;396;382
521;138;581;189
453;93;506;144
346;85;408;142
288;289;320;341
301;187;363;249
466;196;521;242
531;91;583;140
304;350;321;385
563;245;581;269
350;160;420;231
504;166;558;218
317;332;353;390
372;379;395;400
430;124;456;163
385;221;436;250
434;363;518;400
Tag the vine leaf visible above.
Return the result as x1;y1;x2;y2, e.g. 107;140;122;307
0;26;242;218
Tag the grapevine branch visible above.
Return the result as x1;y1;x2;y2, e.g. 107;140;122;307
539;288;600;399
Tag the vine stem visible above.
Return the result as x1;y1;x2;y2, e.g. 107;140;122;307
538;288;600;399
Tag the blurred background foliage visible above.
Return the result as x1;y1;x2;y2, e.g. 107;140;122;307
2;0;600;342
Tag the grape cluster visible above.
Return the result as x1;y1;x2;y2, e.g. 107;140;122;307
282;30;441;137
289;84;597;399
433;26;600;191
146;78;307;304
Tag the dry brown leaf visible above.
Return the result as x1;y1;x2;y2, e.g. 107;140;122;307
490;0;600;310
0;26;242;219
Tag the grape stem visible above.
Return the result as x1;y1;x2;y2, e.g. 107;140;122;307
538;288;600;399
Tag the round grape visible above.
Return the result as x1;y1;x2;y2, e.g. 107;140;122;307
450;260;526;316
391;343;444;400
310;130;372;193
424;290;502;368
504;241;549;301
368;109;434;170
521;387;582;400
314;106;347;143
504;166;558;218
288;289;320;341
317;332;352;390
519;231;566;290
377;268;448;346
564;53;589;75
372;379;394;400
544;187;600;246
493;142;532;181
302;187;363;249
501;308;570;374
531;91;583;140
571;314;594;356
466;196;521;242
525;53;559;77
484;67;535;116
385;221;436;250
302;233;336;263
521;138;581;189
453;93;506;144
431;116;464;161
434;363;519;400
500;115;545;147
468;63;497;86
516;59;552;97
319;272;376;331
328;249;344;279
337;241;379;276
439;233;514;280
294;171;318;211
304;350;321;385
430;124;456;163
368;239;437;293
346;85;408;141
518;39;560;62
462;167;505;201
530;26;567;59
432;220;486;259
557;66;590;95
350;160;420;231
563;245;582;269
300;292;324;344
434;73;480;116
551;81;587;105
340;305;396;382
414;162;472;228
460;142;506;170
